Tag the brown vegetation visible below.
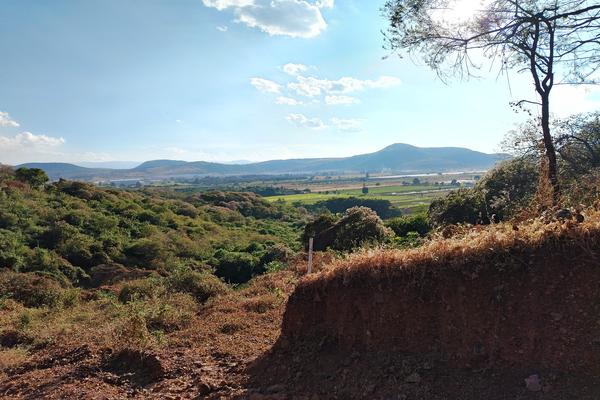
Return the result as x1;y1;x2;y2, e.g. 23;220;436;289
281;207;600;372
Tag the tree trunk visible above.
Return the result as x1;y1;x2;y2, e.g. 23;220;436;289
540;92;560;205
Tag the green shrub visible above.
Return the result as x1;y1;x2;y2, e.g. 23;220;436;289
212;249;259;284
124;238;168;269
332;207;393;251
476;158;538;220
309;197;402;219
0;271;68;308
141;293;198;333
428;189;485;227
15;167;48;188
386;213;430;237
118;278;166;303
428;158;539;227
165;267;229;303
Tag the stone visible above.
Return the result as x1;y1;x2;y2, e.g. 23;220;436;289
405;372;422;384
525;374;542;392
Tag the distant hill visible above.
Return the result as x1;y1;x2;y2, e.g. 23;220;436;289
17;143;508;181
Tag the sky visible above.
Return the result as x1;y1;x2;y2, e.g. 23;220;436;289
1;0;600;165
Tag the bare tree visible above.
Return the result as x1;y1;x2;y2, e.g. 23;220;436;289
383;0;600;204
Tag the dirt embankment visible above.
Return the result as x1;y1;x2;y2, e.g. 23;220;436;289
281;217;600;372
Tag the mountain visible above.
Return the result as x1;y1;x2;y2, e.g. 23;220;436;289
17;143;508;181
75;161;141;169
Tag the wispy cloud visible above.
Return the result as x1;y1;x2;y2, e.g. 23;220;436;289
216;25;228;32
202;0;330;38
331;117;365;132
0;111;20;128
250;77;282;94
282;63;309;76
276;96;303;105
288;75;401;97
325;95;360;105
286;113;325;129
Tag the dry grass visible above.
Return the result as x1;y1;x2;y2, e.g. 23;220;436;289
302;206;600;287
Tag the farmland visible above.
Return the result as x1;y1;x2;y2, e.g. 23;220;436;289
265;183;458;214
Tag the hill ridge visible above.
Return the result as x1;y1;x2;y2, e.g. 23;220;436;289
15;143;509;181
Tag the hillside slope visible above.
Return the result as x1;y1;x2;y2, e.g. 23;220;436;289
17;143;508;180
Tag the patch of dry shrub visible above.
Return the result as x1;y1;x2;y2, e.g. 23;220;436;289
303;208;600;288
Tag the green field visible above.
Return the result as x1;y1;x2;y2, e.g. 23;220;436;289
265;184;455;214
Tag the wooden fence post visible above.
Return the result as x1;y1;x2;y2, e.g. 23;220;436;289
307;237;314;274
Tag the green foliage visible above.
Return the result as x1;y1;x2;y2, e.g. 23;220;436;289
476;158;539;220
0;271;72;308
165;267;229;303
118;278;166;303
15;167;49;187
332;207;393;251
428;158;539;227
303;207;393;251
386;213;430;237
212;249;260;284
309;197;401;219
428;189;485;227
0;174;303;289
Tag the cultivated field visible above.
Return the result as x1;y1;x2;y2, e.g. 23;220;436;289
265;183;456;214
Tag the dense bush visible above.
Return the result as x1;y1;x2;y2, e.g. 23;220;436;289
332;207;393;251
118;277;166;303
428;189;485;227
165;267;229;303
428;158;539;226
386;213;430;237
15;167;48;188
0;271;73;308
212;249;260;284
302;207;392;251
192;191;285;219
476;158;539;220
309;197;402;219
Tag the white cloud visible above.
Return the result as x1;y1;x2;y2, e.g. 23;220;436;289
0;111;20;128
216;25;229;32
288;75;401;97
0;132;65;149
325;95;360;105
250;77;282;93
331;117;365;132
276;96;303;105
202;0;329;38
202;0;253;11
282;63;309;76
286;113;325;129
316;0;334;8
0;132;68;164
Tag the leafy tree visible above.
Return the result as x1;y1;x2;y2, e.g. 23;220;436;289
386;213;430;237
332;207;392;251
477;158;539;219
303;208;392;251
554;112;600;179
15;167;49;187
212;249;259;284
383;0;600;203
428;189;485;227
309;197;402;219
429;158;539;225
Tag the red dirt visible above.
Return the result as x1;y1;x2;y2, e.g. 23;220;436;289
282;246;600;372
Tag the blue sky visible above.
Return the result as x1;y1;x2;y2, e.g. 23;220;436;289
1;0;599;165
